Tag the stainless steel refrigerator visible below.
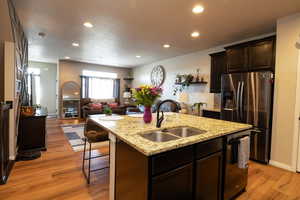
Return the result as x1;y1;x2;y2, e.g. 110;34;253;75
221;71;274;163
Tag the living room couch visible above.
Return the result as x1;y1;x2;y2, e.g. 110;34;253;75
80;98;138;118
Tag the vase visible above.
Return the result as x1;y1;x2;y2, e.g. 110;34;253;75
143;106;152;123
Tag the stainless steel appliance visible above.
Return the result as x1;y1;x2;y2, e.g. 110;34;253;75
221;71;274;163
224;130;251;200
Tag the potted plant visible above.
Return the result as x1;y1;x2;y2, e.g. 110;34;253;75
132;85;162;123
103;106;112;116
192;102;207;116
173;74;194;96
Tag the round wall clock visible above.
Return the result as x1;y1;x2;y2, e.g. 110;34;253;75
151;65;165;87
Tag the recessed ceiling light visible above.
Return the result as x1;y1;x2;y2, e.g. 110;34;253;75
72;42;79;47
163;44;171;48
83;22;93;28
65;56;70;59
136;55;141;58
191;31;200;38
192;5;204;14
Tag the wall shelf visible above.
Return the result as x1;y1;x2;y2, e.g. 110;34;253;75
175;81;208;85
123;77;134;81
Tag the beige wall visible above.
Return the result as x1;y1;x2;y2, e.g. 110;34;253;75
133;48;220;109
0;0;13;42
270;13;300;171
29;61;58;115
58;60;131;116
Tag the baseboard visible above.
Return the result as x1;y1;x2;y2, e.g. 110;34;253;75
269;160;296;172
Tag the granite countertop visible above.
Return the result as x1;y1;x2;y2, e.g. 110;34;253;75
90;113;252;156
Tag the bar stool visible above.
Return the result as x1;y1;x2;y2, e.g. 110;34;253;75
82;118;109;184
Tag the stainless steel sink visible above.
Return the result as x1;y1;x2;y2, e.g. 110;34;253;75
167;126;207;137
140;131;179;142
139;126;207;142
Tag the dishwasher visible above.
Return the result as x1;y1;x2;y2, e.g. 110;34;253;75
224;130;251;200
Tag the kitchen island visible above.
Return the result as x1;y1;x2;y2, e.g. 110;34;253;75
90;113;252;200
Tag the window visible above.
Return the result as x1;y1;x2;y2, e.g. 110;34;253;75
88;78;114;99
81;70;119;100
27;68;41;105
82;70;117;79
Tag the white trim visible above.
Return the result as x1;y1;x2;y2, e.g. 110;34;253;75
269;160;296;172
109;133;116;200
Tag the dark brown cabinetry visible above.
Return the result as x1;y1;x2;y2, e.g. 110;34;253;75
226;46;248;73
248;38;275;71
18;110;48;152
115;137;226;200
0;103;13;185
195;152;223;200
225;36;276;73
210;52;227;93
202;110;221;119
151;164;193;200
0;42;4;102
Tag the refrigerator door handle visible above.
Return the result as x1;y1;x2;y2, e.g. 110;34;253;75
240;81;244;121
236;81;241;121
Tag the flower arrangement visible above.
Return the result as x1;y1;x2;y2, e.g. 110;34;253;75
132;85;162;107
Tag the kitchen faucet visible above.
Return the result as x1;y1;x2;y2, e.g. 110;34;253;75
156;99;180;128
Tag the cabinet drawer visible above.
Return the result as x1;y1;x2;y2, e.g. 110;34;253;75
196;138;223;159
151;146;193;176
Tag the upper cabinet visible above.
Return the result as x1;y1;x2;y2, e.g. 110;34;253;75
225;36;276;73
210;51;227;93
248;38;275;71
226;46;248;73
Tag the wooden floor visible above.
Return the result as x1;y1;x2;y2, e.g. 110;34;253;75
0;119;300;200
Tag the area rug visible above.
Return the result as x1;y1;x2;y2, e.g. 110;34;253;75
61;124;109;152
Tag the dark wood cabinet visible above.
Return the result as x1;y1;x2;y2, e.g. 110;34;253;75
0;103;13;185
210;52;227;93
151;146;193;176
195;152;223;200
0;42;4;102
226;46;248;73
151;163;193;200
18;110;48;152
115;137;227;200
248;39;275;71
225;36;276;73
202;110;221;119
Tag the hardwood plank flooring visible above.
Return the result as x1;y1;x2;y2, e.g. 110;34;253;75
0;118;299;200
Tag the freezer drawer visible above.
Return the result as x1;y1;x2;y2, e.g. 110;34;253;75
250;129;270;163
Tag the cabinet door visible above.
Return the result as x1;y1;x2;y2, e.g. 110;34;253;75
195;152;223;200
151;163;193;200
226;47;248;73
210;52;227;93
248;39;275;71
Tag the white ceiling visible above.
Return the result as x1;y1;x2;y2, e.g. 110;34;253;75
13;0;300;68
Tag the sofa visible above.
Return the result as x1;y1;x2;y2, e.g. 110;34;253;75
80;98;139;118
